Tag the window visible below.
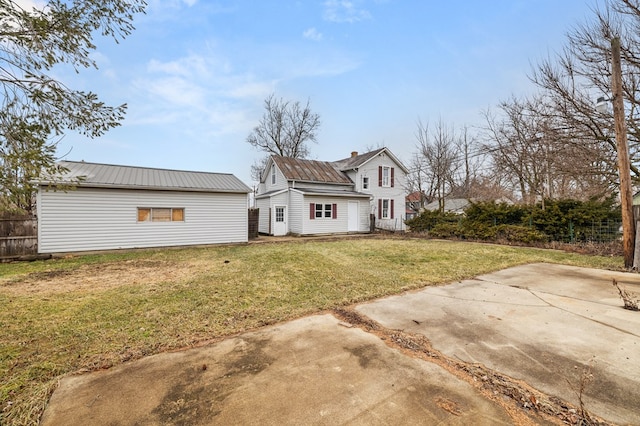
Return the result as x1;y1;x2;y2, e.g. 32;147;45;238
315;203;332;218
137;207;185;222
137;208;151;222
382;166;390;187
362;176;369;190
310;203;337;220
275;206;285;222
378;166;394;187
271;165;276;185
378;199;394;219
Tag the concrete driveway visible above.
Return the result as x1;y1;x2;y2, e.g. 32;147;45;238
41;263;640;425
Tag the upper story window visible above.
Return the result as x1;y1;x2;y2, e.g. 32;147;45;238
271;165;276;185
382;166;390;187
378;165;394;187
362;176;369;190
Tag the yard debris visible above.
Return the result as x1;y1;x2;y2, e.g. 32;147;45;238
333;307;613;426
612;279;640;311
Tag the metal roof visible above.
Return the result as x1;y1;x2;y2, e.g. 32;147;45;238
41;161;251;193
271;156;353;185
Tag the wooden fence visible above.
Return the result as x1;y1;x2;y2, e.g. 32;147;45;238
248;208;259;239
0;215;37;259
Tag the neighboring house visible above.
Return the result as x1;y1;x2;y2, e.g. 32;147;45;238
424;198;471;214
406;191;428;220
255;147;408;236
35;161;251;253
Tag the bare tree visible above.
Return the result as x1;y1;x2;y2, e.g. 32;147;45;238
451;125;484;198
530;0;640;184
483;93;613;205
247;94;321;180
414;119;460;212
404;152;430;213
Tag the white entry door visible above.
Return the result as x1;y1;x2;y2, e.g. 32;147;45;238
273;206;287;236
348;201;359;232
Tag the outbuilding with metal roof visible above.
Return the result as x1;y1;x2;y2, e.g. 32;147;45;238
35;161;251;253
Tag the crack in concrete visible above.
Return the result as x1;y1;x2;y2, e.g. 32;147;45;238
524;289;640;339
332;307;613;426
439;279;640;339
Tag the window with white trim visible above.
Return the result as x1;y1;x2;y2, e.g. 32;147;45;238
137;207;185;222
381;199;390;219
382;166;390;187
315;203;332;218
362;176;369;190
271;165;276;185
310;203;337;220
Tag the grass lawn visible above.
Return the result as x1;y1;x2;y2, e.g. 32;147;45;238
0;237;624;425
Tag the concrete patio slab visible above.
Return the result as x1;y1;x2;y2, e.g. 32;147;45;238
357;263;640;425
41;314;514;426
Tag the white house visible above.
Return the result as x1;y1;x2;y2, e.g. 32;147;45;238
35;161;251;253
255;148;408;236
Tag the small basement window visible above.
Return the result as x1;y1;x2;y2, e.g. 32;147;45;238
137;207;185;222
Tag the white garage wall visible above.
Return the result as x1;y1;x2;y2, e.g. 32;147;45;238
37;187;248;253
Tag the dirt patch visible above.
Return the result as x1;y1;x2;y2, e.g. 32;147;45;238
0;259;199;295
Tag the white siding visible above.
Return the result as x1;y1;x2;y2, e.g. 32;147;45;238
260;163;289;193
256;197;271;234
358;198;371;231
255;191;289;235
355;152;407;231
289;190;304;234
38;187;248;253
301;197;369;235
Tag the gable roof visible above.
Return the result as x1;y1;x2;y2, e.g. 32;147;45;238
39;161;250;193
332;147;409;174
332;148;386;171
270;156;352;185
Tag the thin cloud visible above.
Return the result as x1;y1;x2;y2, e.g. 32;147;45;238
303;27;323;41
323;0;371;23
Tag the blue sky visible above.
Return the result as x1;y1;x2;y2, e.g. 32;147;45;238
49;0;595;185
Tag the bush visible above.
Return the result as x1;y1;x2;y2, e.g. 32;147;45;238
465;201;528;226
406;198;620;245
494;225;548;243
459;222;497;240
429;222;462;238
406;210;459;232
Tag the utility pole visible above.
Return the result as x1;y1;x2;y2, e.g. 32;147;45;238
611;37;635;269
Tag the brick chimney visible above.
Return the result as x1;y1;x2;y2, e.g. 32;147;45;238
351;151;358;158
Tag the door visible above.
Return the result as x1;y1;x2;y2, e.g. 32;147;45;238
348;201;359;232
273;205;287;236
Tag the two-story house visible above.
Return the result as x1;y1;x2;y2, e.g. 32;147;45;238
255;147;408;236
